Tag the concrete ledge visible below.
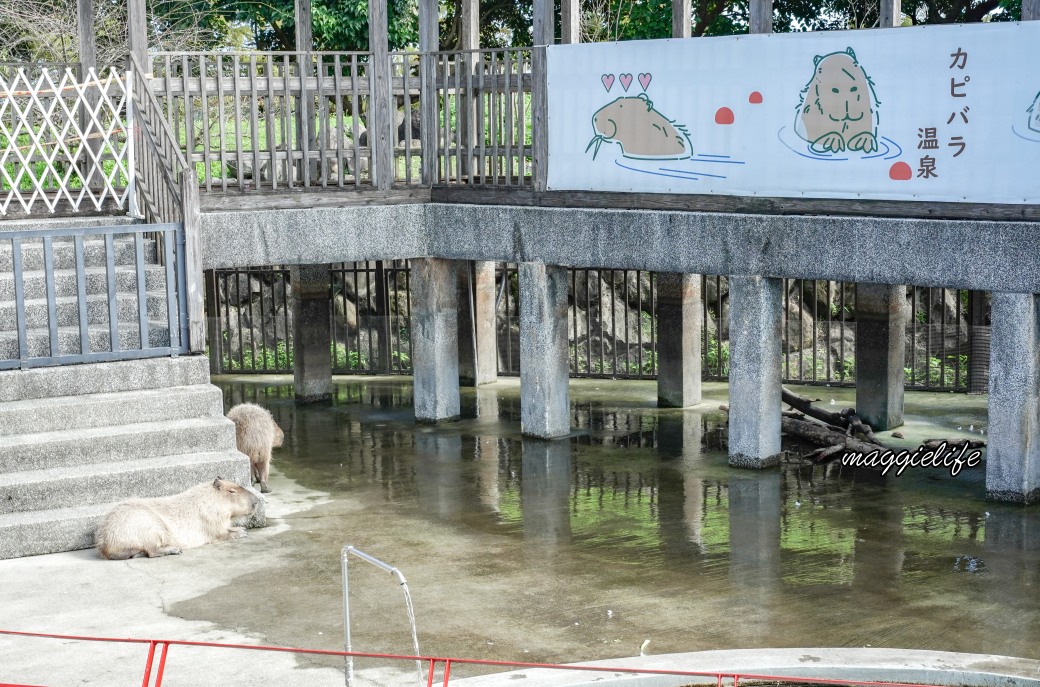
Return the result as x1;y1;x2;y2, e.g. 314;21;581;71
451;649;1040;687
201;204;1040;293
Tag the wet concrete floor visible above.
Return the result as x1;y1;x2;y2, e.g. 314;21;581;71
164;375;1040;681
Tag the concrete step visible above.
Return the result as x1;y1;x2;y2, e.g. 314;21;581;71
0;356;210;403
0;417;237;473
0;235;155;272
0;320;172;360
0;451;252;559
0;291;170;331
0;216;138;234
0;385;225;437
0;264;168;301
0;451;250;516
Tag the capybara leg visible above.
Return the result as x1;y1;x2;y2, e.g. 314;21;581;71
145;546;182;557
228;526;247;539
103;548;143;560
259;453;271;493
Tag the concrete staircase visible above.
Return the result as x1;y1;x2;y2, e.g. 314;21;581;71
0;218;250;560
0;356;250;559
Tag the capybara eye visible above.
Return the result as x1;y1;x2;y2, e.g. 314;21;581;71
831;87;839;93
850;86;858;92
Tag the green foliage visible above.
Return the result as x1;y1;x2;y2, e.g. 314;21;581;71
905;354;968;388
231;0;419;51
225;341;293;371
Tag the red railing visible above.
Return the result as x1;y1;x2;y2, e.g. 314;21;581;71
0;629;954;687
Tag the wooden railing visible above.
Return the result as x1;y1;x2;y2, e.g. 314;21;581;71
128;52;204;351
145;49;535;193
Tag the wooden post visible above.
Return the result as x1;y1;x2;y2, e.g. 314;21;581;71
180;176;206;353
77;0;102;191
368;0;394;191
1025;0;1039;21
879;0;901;27
77;0;96;72
295;0;317;184
419;0;438;185
128;0;148;73
749;0;773;34
672;0;692;38
531;0;554;191
561;0;581;43
460;0;479;180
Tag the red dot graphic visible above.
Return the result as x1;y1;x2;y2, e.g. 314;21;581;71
889;161;912;181
715;107;734;125
748;91;763;104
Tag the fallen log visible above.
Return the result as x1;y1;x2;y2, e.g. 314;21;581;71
781;387;880;445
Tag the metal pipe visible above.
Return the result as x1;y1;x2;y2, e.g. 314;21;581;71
342;546;423;687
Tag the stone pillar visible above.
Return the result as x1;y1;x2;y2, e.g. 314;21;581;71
855;283;907;431
458;261;497;386
657;272;702;408
985;292;1040;504
521;439;572;543
519;263;570;439
410;258;461;422
290;264;333;403
727;275;782;468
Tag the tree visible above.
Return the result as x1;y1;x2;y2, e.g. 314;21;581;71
230;0;419;51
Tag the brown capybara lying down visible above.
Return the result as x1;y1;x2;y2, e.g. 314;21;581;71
226;403;284;494
95;478;259;560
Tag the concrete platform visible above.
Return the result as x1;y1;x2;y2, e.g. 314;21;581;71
1;466;1037;687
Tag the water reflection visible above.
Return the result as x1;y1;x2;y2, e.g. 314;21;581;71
215;377;1040;658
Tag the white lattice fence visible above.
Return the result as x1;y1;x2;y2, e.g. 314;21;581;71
0;67;134;215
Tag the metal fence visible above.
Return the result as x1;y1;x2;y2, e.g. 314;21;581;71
0;223;189;370
209;263;987;392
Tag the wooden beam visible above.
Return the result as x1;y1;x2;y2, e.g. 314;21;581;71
672;0;692;38
368;0;394;192
531;0;554;191
128;0;148;72
77;0;96;72
1025;0;1039;21
419;0;438;185
749;0;773;34
879;0;901;27
461;0;479;50
561;0;581;43
294;0;313;50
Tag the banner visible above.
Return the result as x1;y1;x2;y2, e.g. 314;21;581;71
546;22;1040;204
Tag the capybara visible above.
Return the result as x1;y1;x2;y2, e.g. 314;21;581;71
587;94;692;160
796;47;879;154
227;403;284;494
95;478;259;560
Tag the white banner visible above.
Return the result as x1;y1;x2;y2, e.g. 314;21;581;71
547;22;1040;204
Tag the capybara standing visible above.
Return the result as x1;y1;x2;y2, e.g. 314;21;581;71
227;403;284;493
95;478;259;560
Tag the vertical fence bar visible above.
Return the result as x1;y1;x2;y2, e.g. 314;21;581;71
74;235;89;354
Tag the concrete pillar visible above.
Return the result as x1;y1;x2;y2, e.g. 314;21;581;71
727;275;782;468
521;439;572;543
519;263;570;439
985;292;1040;504
410;258;461;422
657;272;702;408
457;261;497;386
290;264;333;403
727;472;780;641
855;283;907;430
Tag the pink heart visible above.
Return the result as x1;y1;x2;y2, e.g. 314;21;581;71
601;74;615;92
638;73;652;91
619;73;633;92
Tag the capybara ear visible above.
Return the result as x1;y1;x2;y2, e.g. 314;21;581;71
845;46;856;60
814;53;824;67
213;477;222;488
